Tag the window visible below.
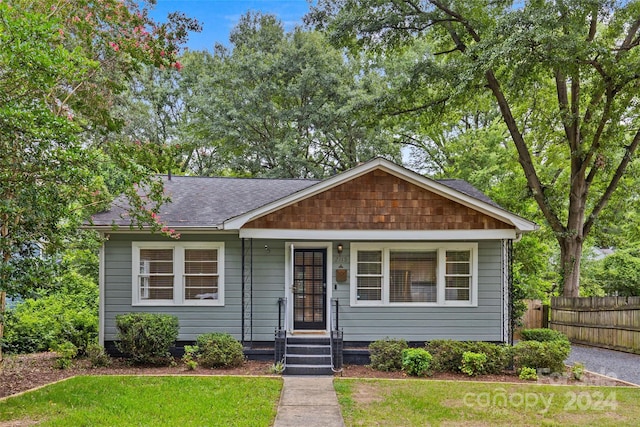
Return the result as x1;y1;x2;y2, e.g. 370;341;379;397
132;242;224;306
390;251;437;303
356;251;382;301
139;249;174;300
350;243;477;306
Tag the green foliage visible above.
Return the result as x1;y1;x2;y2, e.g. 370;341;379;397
2;273;98;354
368;338;408;372
310;0;640;297
86;343;112;368
0;0;199;297
115;313;179;365
518;366;538;381
269;361;285;375
178;11;400;178
585;247;640;296
0;376;282;426
53;341;78;369
182;345;199;370
572;362;585;380
425;340;510;374
460;351;488;376
424;340;468;373
195;333;244;368
401;348;432;377
512;341;570;374
520;328;569;344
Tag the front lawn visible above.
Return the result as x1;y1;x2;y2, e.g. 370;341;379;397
0;376;282;426
335;378;640;426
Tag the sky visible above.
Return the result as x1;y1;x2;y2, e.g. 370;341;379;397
149;0;315;51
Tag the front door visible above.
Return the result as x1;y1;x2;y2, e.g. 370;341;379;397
293;249;327;330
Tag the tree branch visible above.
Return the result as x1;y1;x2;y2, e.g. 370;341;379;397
387;96;449;116
555;69;575;150
584;128;640;236
427;0;480;42
484;70;564;233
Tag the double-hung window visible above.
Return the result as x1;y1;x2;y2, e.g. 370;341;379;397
132;242;224;306
351;243;477;306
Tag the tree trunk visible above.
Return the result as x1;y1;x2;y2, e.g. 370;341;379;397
558;236;583;297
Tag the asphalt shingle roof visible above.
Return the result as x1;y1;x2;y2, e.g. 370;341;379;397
91;176;319;227
90;173;501;228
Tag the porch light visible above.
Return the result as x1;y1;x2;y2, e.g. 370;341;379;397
337;243;344;254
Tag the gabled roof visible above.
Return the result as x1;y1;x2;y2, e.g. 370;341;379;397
225;158;537;233
90;158;537;233
90;176;319;228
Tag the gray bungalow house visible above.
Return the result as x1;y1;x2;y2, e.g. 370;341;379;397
90;158;537;373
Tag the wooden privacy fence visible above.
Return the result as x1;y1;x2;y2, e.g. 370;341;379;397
521;299;549;329
550;296;640;354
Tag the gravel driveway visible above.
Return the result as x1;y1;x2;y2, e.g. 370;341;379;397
566;344;640;386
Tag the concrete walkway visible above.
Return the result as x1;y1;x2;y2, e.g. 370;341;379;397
273;376;345;427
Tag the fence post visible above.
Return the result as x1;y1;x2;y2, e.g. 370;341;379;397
542;304;550;328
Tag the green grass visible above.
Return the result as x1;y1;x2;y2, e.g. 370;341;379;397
0;376;282;426
335;378;640;426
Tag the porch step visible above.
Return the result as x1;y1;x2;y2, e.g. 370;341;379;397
284;336;333;375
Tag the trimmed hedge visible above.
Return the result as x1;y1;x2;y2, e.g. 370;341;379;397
424;340;510;374
512;340;570;373
369;338;408;372
520;328;569;344
402;348;432;376
115;313;179;365
196;333;244;368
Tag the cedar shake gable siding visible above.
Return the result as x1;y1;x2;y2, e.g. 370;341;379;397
244;170;513;230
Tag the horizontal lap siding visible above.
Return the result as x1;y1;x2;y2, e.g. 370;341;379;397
104;236;506;343
247;239;287;341
103;234;243;341
334;240;504;342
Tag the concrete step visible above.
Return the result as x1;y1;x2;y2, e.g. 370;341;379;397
285;364;334;375
286;354;331;365
286;344;331;355
287;336;330;346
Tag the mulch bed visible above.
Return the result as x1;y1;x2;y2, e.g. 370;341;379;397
0;352;631;399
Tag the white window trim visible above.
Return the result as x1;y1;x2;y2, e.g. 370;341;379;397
350;242;478;307
132;241;225;306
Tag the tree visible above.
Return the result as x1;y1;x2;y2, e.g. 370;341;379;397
309;0;640;296
583;247;640;297
179;12;401;178
0;1;198;296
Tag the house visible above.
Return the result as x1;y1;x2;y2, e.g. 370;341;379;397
89;158;537;373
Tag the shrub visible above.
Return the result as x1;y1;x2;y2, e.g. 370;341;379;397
520;328;569;344
182;345;199;370
512;340;569;374
115;313;179;365
196;333;244;368
424;340;468;373
572;362;585;380
465;342;511;374
519;366;538;381
2;291;98;355
460;351;488;376
53;341;78;369
86;343;111;368
402;348;432;376
425;340;510;374
368;338;408;372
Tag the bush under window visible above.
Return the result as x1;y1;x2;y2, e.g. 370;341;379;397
115;313;179;365
368;338;408;372
196;333;244;368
